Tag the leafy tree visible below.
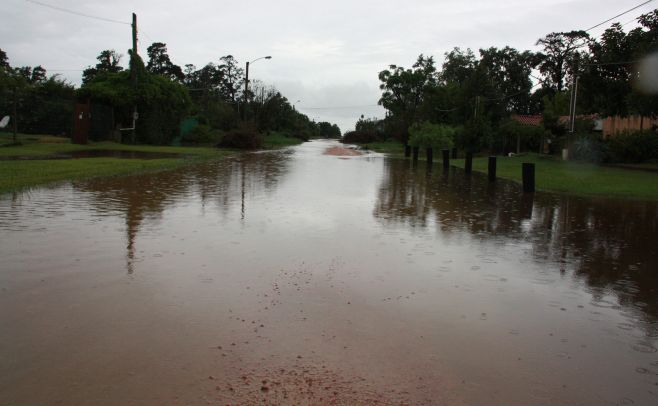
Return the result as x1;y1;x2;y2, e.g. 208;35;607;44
440;48;476;85
146;42;184;82
82;50;124;85
378;54;437;142
79;52;190;144
318;121;341;138
535;31;590;92
408;122;455;150
218;55;243;103
0;49;10;70
478;47;536;113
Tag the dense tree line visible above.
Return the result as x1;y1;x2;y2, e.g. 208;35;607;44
1;44;341;147
366;10;658;154
0;50;75;139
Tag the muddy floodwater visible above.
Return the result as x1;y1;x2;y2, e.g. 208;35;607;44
1;139;657;405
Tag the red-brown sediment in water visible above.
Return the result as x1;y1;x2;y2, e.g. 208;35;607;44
323;146;363;156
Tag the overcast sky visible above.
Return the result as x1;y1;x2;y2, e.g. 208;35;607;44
2;0;653;132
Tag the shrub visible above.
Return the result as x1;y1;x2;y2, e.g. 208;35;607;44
217;122;263;149
341;130;378;144
182;124;221;144
408;122;455;150
604;130;658;163
570;134;607;163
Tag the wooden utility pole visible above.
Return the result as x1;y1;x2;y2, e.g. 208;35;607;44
131;12;138;144
243;61;250;120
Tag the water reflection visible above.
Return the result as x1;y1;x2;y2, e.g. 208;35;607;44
72;150;292;274
375;158;658;329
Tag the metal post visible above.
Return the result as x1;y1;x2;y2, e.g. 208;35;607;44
426;147;433;165
465;152;473;174
522;163;535;193
488;156;496;182
442;149;450;170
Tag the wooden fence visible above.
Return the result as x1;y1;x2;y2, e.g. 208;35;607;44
603;116;658;138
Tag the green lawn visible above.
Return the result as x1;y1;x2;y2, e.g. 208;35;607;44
451;153;658;200
0;134;233;194
359;140;658;200
262;132;306;149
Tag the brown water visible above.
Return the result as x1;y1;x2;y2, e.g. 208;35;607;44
1;139;657;405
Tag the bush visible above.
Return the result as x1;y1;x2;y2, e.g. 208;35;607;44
408;122;455;149
182;124;221;144
604;130;658;163
570;134;607;163
217;122;263;149
341;130;378;144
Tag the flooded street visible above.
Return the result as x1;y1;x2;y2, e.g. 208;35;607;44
1;139;657;405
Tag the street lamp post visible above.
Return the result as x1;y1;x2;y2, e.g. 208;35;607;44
243;56;272;120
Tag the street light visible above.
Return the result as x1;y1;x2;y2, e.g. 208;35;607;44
244;56;272;118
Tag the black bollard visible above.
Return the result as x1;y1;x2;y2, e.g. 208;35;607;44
442;149;450;170
426;147;433;165
488;156;497;182
451;148;457;159
522;162;535;193
412;146;419;162
404;144;411;158
465;152;473;174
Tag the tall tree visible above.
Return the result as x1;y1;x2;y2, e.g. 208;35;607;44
378;54;437;141
218;55;243;103
82;50;124;84
146;42;184;82
535;31;590;92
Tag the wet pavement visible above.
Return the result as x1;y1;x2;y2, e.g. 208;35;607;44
0;139;657;405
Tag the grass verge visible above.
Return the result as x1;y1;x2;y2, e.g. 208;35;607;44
262;132;306;149
360;140;658;200
451;153;658;200
0;134;233;195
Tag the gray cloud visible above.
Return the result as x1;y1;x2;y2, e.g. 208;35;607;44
2;0;650;131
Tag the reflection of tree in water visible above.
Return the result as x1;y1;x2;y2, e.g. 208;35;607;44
74;150;291;274
374;158;658;327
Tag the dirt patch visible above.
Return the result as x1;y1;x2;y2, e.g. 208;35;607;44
207;360;423;405
323;146;363;156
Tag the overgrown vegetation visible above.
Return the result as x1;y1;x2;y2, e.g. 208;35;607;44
0;44;341;149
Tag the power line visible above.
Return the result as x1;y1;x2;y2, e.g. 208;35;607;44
583;0;654;32
23;0;130;25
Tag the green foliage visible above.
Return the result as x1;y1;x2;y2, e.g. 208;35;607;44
79;52;191;145
317;121;341;138
570;134;607;163
408;122;455;150
182;124;221;144
605;130;658;163
82;50;124;85
218;122;263;149
146;42;184;82
341;130;378;144
456;117;492;152
496;119;547;153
